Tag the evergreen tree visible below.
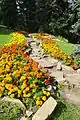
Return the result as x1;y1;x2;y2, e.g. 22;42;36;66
48;0;70;37
1;0;17;29
70;0;80;38
26;0;36;32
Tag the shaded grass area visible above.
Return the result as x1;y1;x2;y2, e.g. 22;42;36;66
0;27;12;48
56;40;76;55
51;100;80;120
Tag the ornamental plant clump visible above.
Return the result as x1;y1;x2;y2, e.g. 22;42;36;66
0;32;51;107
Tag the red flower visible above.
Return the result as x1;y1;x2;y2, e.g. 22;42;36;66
45;79;50;85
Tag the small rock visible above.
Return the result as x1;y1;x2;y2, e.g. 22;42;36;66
20;116;26;120
62;65;75;74
77;69;80;74
31;57;41;61
36;58;53;68
46;58;58;67
30;42;36;46
66;73;80;86
53;86;57;90
56;62;62;71
65;73;80;88
64;93;71;99
32;97;57;120
47;85;52;91
26;110;33;117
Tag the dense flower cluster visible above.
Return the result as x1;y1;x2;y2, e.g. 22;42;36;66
41;37;67;60
0;33;51;106
4;32;26;47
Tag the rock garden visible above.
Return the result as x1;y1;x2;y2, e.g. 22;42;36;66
0;32;80;120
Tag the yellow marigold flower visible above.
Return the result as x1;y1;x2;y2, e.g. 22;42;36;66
32;89;36;93
20;76;26;81
18;90;22;95
25;87;30;91
39;100;43;105
6;65;10;72
23;89;26;94
42;96;47;101
0;69;3;74
18;94;21;98
5;74;12;81
13;87;18;91
0;86;4;91
33;95;37;99
10;94;14;98
12;71;16;76
43;90;47;95
26;93;31;97
23;93;27;97
30;84;33;88
46;92;50;97
8;91;12;95
5;84;12;89
21;84;26;90
36;97;40;100
0;82;4;87
33;80;37;84
0;93;2;97
36;100;41;106
33;83;36;87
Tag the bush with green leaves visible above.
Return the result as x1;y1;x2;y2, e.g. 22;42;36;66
0;100;22;120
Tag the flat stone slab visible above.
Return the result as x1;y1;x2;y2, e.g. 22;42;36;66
50;71;64;82
65;73;80;87
36;58;53;68
46;57;58;67
32;97;57;120
62;65;75;75
20;116;26;120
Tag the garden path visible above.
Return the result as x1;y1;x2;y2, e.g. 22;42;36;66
27;35;80;105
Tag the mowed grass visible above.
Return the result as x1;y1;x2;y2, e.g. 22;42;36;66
51;100;80;120
56;40;76;55
0;34;10;48
0;27;11;48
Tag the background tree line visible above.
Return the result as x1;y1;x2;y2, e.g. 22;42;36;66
0;0;80;43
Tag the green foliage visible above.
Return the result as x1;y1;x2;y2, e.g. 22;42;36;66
49;0;70;36
0;100;21;120
0;0;80;44
51;100;80;120
1;0;17;29
70;0;80;37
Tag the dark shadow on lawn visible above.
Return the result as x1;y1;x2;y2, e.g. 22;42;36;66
48;101;67;120
0;27;13;35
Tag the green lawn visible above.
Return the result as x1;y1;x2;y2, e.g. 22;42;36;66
51;100;80;120
56;40;76;55
0;27;12;48
0;34;10;48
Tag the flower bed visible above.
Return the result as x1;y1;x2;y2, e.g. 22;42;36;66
0;32;56;107
32;33;80;70
4;32;27;47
